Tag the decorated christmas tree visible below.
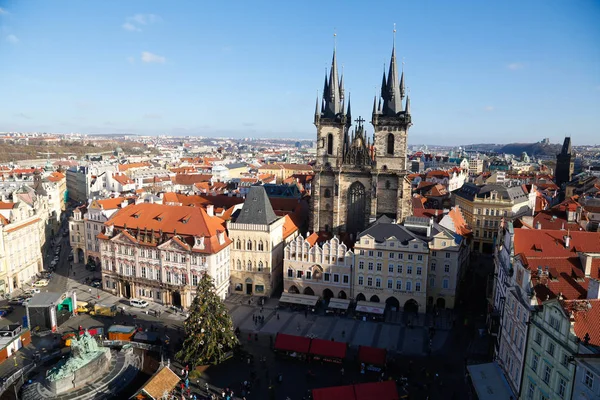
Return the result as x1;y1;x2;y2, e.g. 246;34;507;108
176;272;239;367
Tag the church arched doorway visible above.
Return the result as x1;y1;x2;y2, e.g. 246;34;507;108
303;287;315;296
288;285;299;294
346;181;367;235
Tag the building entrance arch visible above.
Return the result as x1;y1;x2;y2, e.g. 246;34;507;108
288;285;299;294
245;278;253;295
338;290;347;299
356;293;366;302
303;287;314;296
404;299;419;314
322;288;334;300
369;295;380;303
385;296;400;311
436;298;446;309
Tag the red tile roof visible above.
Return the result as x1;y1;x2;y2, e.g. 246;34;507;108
562;299;600;347
104;203;229;254
112;174;134;185
118;162;151;172
0;201;16;209
172;174;212;185
448;206;472;236
514;229;600;257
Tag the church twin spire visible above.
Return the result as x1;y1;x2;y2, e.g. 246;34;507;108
315;28;409;127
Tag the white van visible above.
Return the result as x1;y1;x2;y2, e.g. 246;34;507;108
130;298;149;308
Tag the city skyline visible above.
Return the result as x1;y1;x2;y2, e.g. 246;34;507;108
0;0;599;144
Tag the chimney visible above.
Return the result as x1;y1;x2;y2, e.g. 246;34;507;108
536;221;541;230
583;255;593;277
121;199;128;209
588;279;600;300
564;235;571;249
206;204;214;217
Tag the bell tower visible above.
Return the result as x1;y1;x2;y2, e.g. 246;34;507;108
371;26;411;173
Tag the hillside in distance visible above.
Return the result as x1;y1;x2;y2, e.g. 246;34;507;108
497;142;562;157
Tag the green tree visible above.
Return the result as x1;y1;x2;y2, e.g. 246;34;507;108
176;273;239;367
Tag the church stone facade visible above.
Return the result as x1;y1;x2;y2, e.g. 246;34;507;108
310;44;413;238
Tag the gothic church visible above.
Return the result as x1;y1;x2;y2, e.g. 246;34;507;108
310;41;413;237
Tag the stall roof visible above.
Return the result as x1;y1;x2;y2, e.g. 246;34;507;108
328;298;351;310
309;338;347;359
358;346;387;366
279;293;319;306
26;292;64;307
108;325;137;333
354;381;399;400
312;385;356;400
355;301;386;315
467;363;515;400
274;333;311;354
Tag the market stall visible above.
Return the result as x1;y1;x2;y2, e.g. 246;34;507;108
355;301;386;321
273;333;311;360
358;345;387;372
354;381;399;400
326;298;351;316
279;293;320;312
312;384;356;400
309;338;347;363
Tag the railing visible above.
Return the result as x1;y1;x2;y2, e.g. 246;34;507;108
0;362;36;397
102;340;161;352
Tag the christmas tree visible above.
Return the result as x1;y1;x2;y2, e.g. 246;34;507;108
176;272;239;367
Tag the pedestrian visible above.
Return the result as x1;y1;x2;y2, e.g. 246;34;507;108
341;330;345;337
205;382;210;394
248;333;251;342
247;357;251;365
340;367;344;376
304;309;308;318
276;312;280;320
181;368;185;377
254;333;258;341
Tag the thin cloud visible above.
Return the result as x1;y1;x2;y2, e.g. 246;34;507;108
507;62;525;71
6;34;19;44
122;22;141;32
484;106;494;112
141;51;166;64
122;13;160;32
0;7;9;15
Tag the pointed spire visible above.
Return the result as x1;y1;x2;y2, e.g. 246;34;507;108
322;69;329;99
400;69;406;99
380;65;387;99
339;66;345;100
314;92;320;123
322;43;342;119
405;95;411;114
381;25;403;116
378;97;382;112
372;96;377;115
346;93;352;123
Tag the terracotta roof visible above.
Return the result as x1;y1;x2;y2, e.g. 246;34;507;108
0;214;9;225
514;229;600;257
529;211;583;231
411;195;427;210
282;213;300;240
118;162;151;172
0;201;16;210
105;203;229;254
562;299;600;347
139;365;180;400
258;163;313;171
448;206;472;236
91;197;134;210
413;208;444;222
112;174;134;185
259;174;276;182
172;173;212;185
4;217;41;233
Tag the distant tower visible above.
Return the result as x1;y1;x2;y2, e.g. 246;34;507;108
555;137;574;188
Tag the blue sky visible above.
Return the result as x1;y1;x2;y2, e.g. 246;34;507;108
0;0;599;145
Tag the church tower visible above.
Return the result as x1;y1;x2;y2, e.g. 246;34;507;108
555;136;574;189
370;33;413;223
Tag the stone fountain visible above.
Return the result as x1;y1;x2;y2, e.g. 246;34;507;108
46;331;112;395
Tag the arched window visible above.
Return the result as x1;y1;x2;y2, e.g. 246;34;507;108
258;261;263;272
325;203;330;210
236;260;241;270
387;133;394;155
236;240;241;250
247;240;252;251
324;188;331;198
247;260;252;271
265;261;269;270
258;241;264;251
327;134;333;155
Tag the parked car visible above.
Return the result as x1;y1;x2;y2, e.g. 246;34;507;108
25;288;41;296
8;298;24;306
33;279;49;287
0;306;14;315
130;298;149;308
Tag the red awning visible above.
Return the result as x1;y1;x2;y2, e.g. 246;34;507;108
274;333;311;354
309;338;347;359
354;381;399;400
312;385;356;400
358;345;387;366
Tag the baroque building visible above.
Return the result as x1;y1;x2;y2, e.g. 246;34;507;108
98;202;231;306
310;40;412;238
